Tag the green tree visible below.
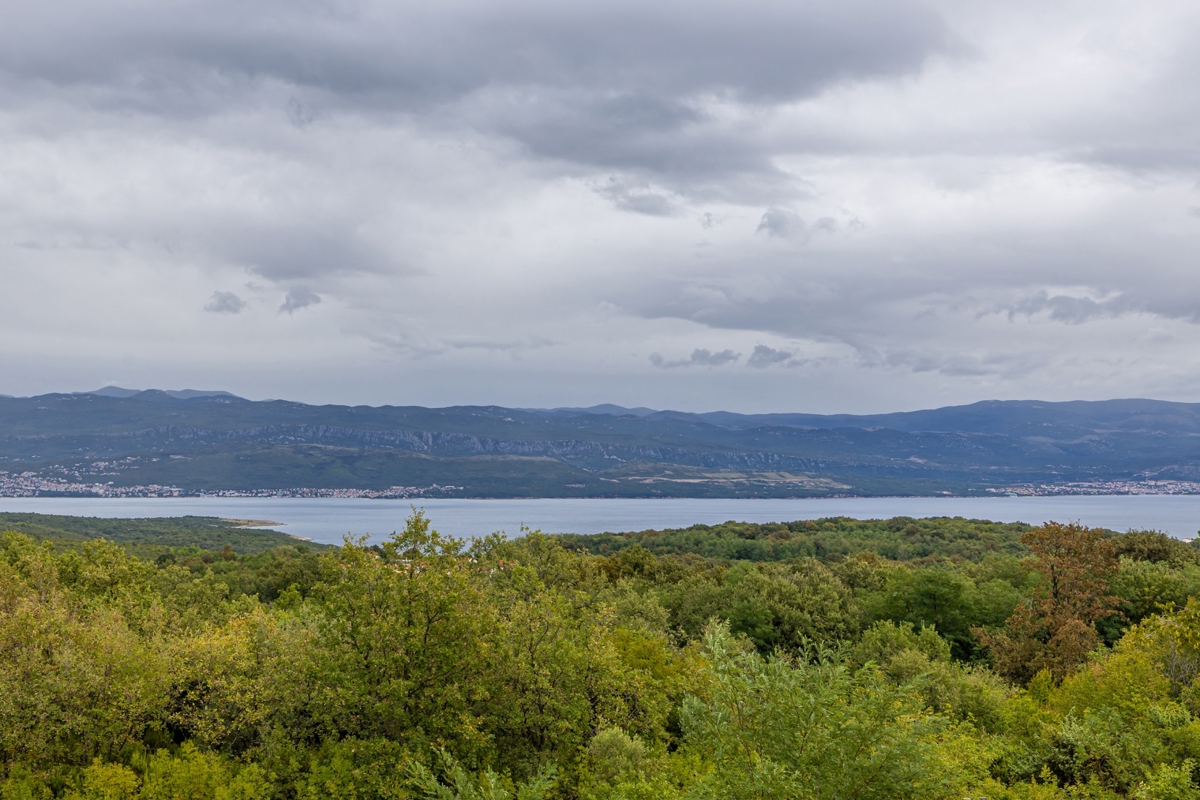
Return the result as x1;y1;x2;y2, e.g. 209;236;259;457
680;625;979;800
0;535;167;769
407;749;556;800
310;511;493;754
139;744;268;800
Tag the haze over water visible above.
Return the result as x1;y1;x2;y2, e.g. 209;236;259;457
3;495;1199;545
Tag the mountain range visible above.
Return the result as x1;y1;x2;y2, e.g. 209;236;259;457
3;388;1200;497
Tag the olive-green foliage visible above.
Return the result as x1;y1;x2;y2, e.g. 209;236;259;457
289;738;410;800
0;514;323;555
859;560;1030;660
560;516;1036;562
585;729;645;784
50;746;268;800
0;535;168;770
407;750;556;800
680;625;981;800
1112;530;1200;568
7;516;1200;800
1101;559;1200;642
1135;760;1200;800
850;619;952;667
653;558;858;652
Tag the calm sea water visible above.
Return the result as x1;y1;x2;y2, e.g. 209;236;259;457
2;495;1200;545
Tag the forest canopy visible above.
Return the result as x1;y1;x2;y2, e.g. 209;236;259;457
4;513;1200;799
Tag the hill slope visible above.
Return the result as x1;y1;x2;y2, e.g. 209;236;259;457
2;391;1199;497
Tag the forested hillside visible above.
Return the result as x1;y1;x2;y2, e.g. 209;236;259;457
5;513;1200;798
7;391;1200;496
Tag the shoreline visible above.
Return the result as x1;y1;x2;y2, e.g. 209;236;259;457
220;517;285;528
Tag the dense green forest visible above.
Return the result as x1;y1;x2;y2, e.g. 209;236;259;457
5;514;1200;798
0;513;323;556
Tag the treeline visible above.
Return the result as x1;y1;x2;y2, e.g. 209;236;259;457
557;515;1037;562
4;515;1200;798
0;513;318;555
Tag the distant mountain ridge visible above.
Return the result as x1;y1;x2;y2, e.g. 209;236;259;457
78;386;244;401
2;390;1199;497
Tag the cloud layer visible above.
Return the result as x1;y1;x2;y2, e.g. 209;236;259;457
1;0;1199;412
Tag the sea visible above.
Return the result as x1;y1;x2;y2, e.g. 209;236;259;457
2;495;1200;545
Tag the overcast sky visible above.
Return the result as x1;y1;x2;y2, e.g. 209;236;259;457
2;0;1198;413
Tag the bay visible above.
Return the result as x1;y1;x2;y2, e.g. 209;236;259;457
2;495;1200;545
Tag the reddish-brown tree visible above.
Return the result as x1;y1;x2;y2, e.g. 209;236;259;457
978;521;1119;684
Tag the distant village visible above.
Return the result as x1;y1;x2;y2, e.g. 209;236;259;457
988;480;1200;496
0;470;463;499
3;466;1200;499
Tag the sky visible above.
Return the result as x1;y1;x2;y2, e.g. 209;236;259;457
2;0;1199;413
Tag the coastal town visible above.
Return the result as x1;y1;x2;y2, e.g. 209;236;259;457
987;480;1200;496
5;465;1200;499
0;470;463;499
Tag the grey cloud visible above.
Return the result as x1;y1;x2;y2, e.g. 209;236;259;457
1003;291;1200;326
650;348;740;368
1007;293;1131;325
214;227;397;282
691;348;741;366
1074;145;1200;174
1;1;946;103
1031;24;1200;177
615;194;673;216
624;268;1200;364
757;208;805;238
286;97;320;128
204;290;245;314
615;211;1200;348
280;287;321;314
449;337;555;352
876;349;996;377
11;2;1200;414
0;0;948;190
747;345;793;368
484;91;781;189
598;179;676;216
365;334;553;358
